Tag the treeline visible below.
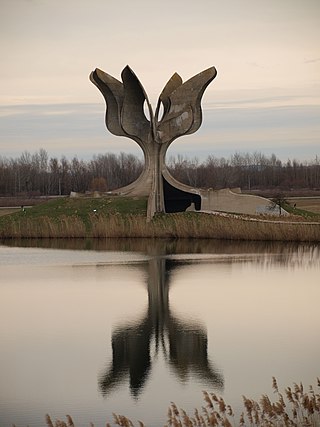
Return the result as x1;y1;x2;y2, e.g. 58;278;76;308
168;152;320;191
0;149;143;196
0;149;319;197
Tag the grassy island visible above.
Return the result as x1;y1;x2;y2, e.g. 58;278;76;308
0;196;319;241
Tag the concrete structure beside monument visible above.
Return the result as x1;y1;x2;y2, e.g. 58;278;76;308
90;66;284;218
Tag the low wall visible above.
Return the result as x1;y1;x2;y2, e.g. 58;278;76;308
200;188;287;216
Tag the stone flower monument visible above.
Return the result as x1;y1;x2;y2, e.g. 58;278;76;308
90;66;216;218
90;66;281;217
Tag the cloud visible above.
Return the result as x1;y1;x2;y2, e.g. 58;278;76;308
1;0;320;106
0;102;319;162
304;57;320;64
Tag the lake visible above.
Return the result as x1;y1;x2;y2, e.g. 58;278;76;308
0;238;319;426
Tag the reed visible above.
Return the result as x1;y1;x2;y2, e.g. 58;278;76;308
55;212;320;242
41;377;320;427
0;215;86;238
0;197;319;241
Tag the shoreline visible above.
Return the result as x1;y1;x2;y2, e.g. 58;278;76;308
0;197;319;242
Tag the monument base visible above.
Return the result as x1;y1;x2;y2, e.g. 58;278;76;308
70;185;286;217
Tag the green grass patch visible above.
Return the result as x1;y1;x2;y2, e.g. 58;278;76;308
283;202;320;219
1;196;147;220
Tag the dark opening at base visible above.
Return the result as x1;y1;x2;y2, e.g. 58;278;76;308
163;177;201;213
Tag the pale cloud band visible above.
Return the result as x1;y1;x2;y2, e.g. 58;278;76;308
1;102;319;162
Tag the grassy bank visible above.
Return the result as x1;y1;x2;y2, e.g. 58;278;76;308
0;196;319;241
41;377;320;427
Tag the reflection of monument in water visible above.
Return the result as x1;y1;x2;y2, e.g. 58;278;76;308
99;257;223;397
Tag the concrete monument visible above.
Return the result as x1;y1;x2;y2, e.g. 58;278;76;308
90;66;216;218
90;66;284;217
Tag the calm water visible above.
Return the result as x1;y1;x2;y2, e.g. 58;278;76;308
0;238;319;426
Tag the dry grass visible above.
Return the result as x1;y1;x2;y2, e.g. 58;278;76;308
40;378;320;427
0;211;319;241
0;196;319;241
0;215;87;238
89;211;320;243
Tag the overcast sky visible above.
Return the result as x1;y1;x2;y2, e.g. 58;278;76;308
1;0;319;162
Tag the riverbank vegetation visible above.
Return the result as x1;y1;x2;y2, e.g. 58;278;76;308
1;149;319;241
0;197;319;241
41;377;320;427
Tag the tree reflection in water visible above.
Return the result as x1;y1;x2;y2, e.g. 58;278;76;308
99;257;223;398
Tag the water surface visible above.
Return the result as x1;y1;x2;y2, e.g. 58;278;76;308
0;239;319;426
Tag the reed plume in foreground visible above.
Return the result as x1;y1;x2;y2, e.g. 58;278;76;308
41;378;320;427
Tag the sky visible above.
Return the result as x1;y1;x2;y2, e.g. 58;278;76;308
1;0;319;162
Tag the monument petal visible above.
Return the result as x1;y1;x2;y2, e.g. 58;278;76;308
155;72;183;123
89;69;125;137
156;66;217;144
120;65;154;144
